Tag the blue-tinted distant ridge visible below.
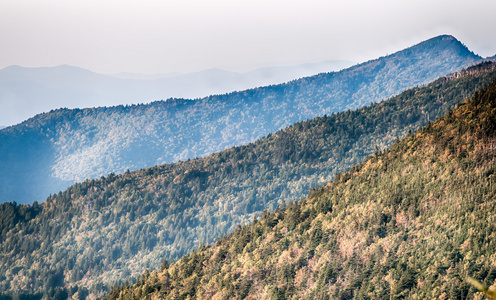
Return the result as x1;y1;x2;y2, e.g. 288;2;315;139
0;35;483;204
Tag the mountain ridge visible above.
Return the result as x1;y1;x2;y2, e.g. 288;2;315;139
0;61;355;127
0;35;483;204
105;68;496;300
1;62;495;299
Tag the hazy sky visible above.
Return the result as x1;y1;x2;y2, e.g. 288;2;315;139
1;0;496;74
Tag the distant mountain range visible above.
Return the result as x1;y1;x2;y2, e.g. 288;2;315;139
0;35;484;204
1;62;495;299
0;60;354;127
106;60;355;81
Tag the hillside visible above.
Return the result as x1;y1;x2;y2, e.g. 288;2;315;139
1;63;495;299
0;35;482;204
106;68;496;300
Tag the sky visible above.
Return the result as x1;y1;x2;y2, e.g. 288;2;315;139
1;0;496;75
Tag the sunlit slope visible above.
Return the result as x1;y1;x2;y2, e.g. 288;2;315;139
0;63;494;299
107;68;496;300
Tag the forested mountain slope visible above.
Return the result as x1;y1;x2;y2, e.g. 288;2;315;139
107;68;496;300
1;63;494;299
0;35;482;204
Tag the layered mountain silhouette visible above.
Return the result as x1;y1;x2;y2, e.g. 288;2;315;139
105;70;496;300
0;35;483;204
0;61;354;127
1;62;494;299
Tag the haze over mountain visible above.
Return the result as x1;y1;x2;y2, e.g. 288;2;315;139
0;60;354;127
106;75;496;300
106;72;183;80
1;62;494;299
107;60;355;81
0;35;483;204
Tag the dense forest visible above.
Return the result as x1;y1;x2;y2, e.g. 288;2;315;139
105;70;496;300
0;63;495;299
0;35;482;204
